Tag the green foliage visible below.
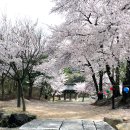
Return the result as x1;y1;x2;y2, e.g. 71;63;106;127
39;80;53;100
119;62;127;82
0;113;36;128
38;54;48;60
23;70;51;86
64;67;85;85
63;67;73;75
65;74;85;85
42;82;52;97
0;119;8;127
26;54;48;66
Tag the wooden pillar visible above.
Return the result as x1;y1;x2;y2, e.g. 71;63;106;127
52;93;55;102
64;91;66;101
75;93;78;100
82;93;85;102
69;91;72;101
58;95;61;100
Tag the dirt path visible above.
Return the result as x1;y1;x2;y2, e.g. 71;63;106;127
0;99;130;120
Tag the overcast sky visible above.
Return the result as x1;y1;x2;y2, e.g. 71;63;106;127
0;0;63;27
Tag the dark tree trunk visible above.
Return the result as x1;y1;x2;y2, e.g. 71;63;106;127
106;64;120;97
115;65;121;97
17;82;21;107
75;93;78;100
122;60;130;103
52;92;56;102
85;58;99;96
69;91;72;101
122;87;128;104
64;91;67;101
92;74;99;96
82;93;85;102
1;73;6;101
52;94;55;101
39;86;43;100
58;95;61;100
99;71;103;92
106;65;116;86
98;71;103;100
112;90;115;109
123;60;130;97
28;82;33;100
45;94;48;100
28;72;34;100
21;86;26;112
115;36;120;96
106;65;116;109
1;79;5;101
18;80;26;111
8;80;12;94
10;62;26;111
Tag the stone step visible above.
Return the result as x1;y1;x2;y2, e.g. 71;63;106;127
95;121;115;130
37;120;62;130
83;120;96;130
60;120;83;130
19;119;116;130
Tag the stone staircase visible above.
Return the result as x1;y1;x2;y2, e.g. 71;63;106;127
19;119;115;130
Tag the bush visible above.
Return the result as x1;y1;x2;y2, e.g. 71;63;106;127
0;113;36;128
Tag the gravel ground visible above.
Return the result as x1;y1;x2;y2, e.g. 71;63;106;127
0;98;130;120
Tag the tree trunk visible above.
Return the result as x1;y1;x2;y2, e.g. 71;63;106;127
106;65;116;86
28;72;33;100
28;82;33;100
123;60;130;96
52;92;56;102
112;90;115;109
75;93;78;100
21;86;26;112
106;65;116;109
8;80;12;95
92;74;99;96
1;79;5;101
18;80;26;111
39;86;43;100
69;91;72;101
58;95;61;100
21;95;26;111
115;65;121;97
122;60;130;103
98;71;103;100
106;64;120;97
45;94;48;100
85;58;99;96
82;93;85;102
114;36;120;97
17;82;21;107
64;91;67;101
99;71;103;92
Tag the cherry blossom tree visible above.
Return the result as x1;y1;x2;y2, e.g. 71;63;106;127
33;74;52;100
50;0;130;106
74;81;94;101
0;18;47;111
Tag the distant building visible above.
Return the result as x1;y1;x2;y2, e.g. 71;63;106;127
61;85;77;100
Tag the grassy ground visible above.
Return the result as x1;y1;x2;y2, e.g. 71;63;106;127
0;98;130;121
